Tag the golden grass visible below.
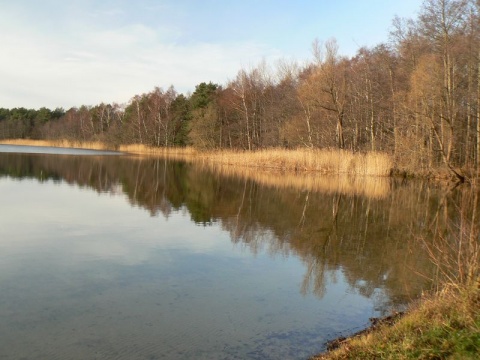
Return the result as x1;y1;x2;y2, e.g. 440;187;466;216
119;145;393;177
193;148;392;177
0;140;392;198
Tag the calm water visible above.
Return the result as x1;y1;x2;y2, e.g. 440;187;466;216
0;145;445;359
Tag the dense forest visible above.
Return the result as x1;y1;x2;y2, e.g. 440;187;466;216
2;0;480;177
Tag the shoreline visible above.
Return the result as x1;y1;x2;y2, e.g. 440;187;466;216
0;138;424;178
1;139;472;183
311;311;406;359
0;139;394;199
0;138;393;176
310;284;479;359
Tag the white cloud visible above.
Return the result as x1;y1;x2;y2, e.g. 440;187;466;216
0;5;280;109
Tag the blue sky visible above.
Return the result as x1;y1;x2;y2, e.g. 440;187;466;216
0;0;423;109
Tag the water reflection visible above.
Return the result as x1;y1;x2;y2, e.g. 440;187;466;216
0;151;437;301
0;150;440;302
0;149;457;359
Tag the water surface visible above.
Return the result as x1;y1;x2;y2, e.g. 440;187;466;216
0;146;443;359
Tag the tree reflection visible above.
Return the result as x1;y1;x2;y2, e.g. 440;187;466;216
0;152;464;313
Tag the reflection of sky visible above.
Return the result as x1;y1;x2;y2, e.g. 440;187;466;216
0;178;231;264
0;177;385;359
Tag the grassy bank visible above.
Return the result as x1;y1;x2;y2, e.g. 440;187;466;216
0;139;393;177
312;284;480;359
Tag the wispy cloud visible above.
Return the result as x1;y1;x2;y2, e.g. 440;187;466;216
0;5;279;109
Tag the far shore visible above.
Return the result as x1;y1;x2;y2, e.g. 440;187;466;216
0;138;393;177
0;139;395;199
2;138;472;184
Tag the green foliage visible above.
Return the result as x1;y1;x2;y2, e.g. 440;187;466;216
35;107;53;124
170;94;191;146
186;82;220;148
0;106;66;140
0;108;9;121
189;82;218;109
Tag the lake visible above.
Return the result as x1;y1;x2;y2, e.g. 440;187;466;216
0;145;449;359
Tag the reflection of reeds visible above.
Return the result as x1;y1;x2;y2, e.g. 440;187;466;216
421;185;480;289
199;164;390;199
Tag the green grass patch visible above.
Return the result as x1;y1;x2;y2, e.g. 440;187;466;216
313;285;480;359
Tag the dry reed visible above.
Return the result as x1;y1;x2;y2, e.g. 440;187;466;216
122;147;393;177
194;148;392;177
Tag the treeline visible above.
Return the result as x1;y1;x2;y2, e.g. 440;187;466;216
2;0;480;177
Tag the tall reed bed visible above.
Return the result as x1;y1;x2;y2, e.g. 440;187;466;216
132;147;393;177
213;149;391;177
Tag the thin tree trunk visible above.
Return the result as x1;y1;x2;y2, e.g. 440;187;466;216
477;50;480;170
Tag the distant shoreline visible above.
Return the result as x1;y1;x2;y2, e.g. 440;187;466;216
0;139;395;199
1;138;472;183
0;139;393;176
